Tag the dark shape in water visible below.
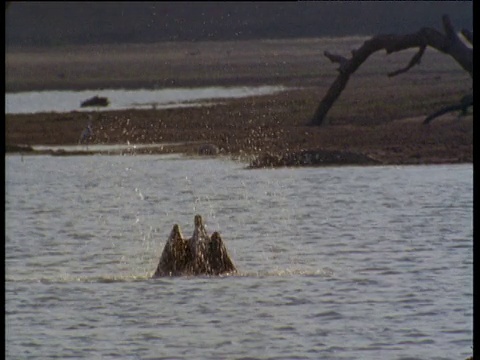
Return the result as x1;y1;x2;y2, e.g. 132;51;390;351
153;215;237;277
198;143;220;156
81;95;109;107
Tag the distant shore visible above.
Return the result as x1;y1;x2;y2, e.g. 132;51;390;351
5;40;472;168
5;91;472;168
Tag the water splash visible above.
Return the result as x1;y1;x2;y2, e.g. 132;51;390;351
5;267;334;284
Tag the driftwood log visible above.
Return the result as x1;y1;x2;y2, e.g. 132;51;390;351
310;15;472;126
153;215;237;277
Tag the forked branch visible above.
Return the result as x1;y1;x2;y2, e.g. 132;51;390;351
310;15;473;126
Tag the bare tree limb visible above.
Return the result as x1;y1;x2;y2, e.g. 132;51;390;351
310;15;473;126
461;29;473;45
324;51;349;72
388;45;426;77
442;14;458;41
423;94;473;124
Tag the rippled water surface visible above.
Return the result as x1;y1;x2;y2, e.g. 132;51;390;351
5;155;473;359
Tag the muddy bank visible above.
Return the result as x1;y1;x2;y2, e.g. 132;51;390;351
5;89;472;168
249;149;381;168
5;40;472;167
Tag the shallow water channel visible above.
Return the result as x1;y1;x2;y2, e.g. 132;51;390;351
5;85;287;114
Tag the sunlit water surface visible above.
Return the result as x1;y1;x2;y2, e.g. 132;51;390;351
5;86;287;114
5;155;472;359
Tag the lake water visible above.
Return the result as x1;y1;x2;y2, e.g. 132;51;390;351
5;155;473;359
5;85;287;114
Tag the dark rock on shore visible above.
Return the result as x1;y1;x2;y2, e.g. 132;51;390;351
198;143;220;156
80;96;109;108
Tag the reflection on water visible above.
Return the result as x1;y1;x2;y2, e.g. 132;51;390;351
5;155;473;359
5;85;288;114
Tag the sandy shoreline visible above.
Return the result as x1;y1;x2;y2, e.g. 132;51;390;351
5;91;472;168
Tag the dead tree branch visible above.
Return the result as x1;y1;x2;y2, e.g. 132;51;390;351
461;29;473;45
423;94;473;124
310;15;473;126
387;45;426;77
